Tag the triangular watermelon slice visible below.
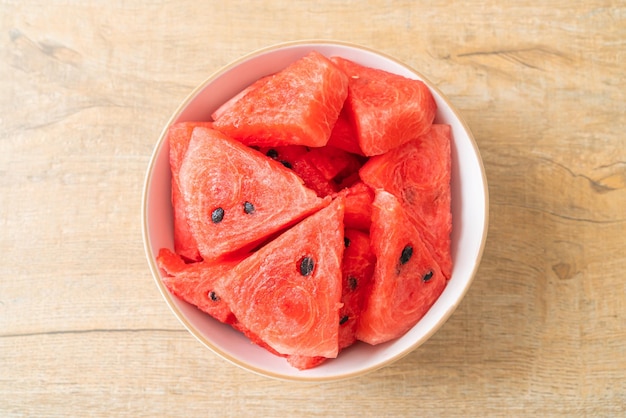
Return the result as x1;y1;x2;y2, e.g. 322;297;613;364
330;56;437;156
359;124;452;278
166;121;214;262
178;126;329;262
214;197;345;358
212;51;349;148
356;190;446;345
287;227;375;369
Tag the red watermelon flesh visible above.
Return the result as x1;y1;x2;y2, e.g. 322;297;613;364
212;51;349;148
359;124;452;279
335;171;361;190
327;105;363;156
260;145;338;197
330;56;437;156
214;196;345;358
300;145;361;182
357;190;446;345
259;144;363;198
156;248;240;324
339;228;376;350
289;157;338;197
179;126;329;262
339;181;374;232
166;121;214;262
211;75;271;121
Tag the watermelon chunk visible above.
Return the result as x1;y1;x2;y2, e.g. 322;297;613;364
359;124;452;278
214;197;345;358
339;181;374;232
212;51;349;148
357;191;446;345
259;144;364;198
326;105;363;156
289;156;338;197
261;145;337;197
178;126;329;261
156;248;239;324
300;145;361;182
331;56;437;156
166;121;214;262
338;228;376;350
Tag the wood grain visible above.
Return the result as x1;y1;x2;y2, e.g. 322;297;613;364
1;1;624;416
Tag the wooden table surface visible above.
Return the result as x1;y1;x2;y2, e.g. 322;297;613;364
1;1;625;416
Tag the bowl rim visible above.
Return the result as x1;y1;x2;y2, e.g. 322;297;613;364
141;39;489;382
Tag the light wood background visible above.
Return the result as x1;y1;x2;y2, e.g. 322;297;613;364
1;1;624;416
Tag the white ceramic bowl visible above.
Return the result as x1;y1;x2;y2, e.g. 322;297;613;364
142;40;488;382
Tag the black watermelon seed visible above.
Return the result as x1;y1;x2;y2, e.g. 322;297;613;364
348;276;358;291
243;201;255;214
344;237;351;248
280;160;292;169
299;256;315;276
266;149;278;159
423;271;434;282
339;315;349;325
211;207;225;223
400;245;413;265
208;291;220;302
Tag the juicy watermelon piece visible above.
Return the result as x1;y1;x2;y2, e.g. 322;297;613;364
331;56;437;156
300;145;360;181
289;157;338;197
327;105;363;156
212;51;349;148
357;191;446;345
259;144;362;198
259;145;339;197
339;181;374;232
359;124;452;278
338;228;376;350
156;248;239;324
214;197;345;358
179;126;329;261
166;121;214;262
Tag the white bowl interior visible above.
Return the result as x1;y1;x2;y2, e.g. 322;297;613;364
143;41;488;381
